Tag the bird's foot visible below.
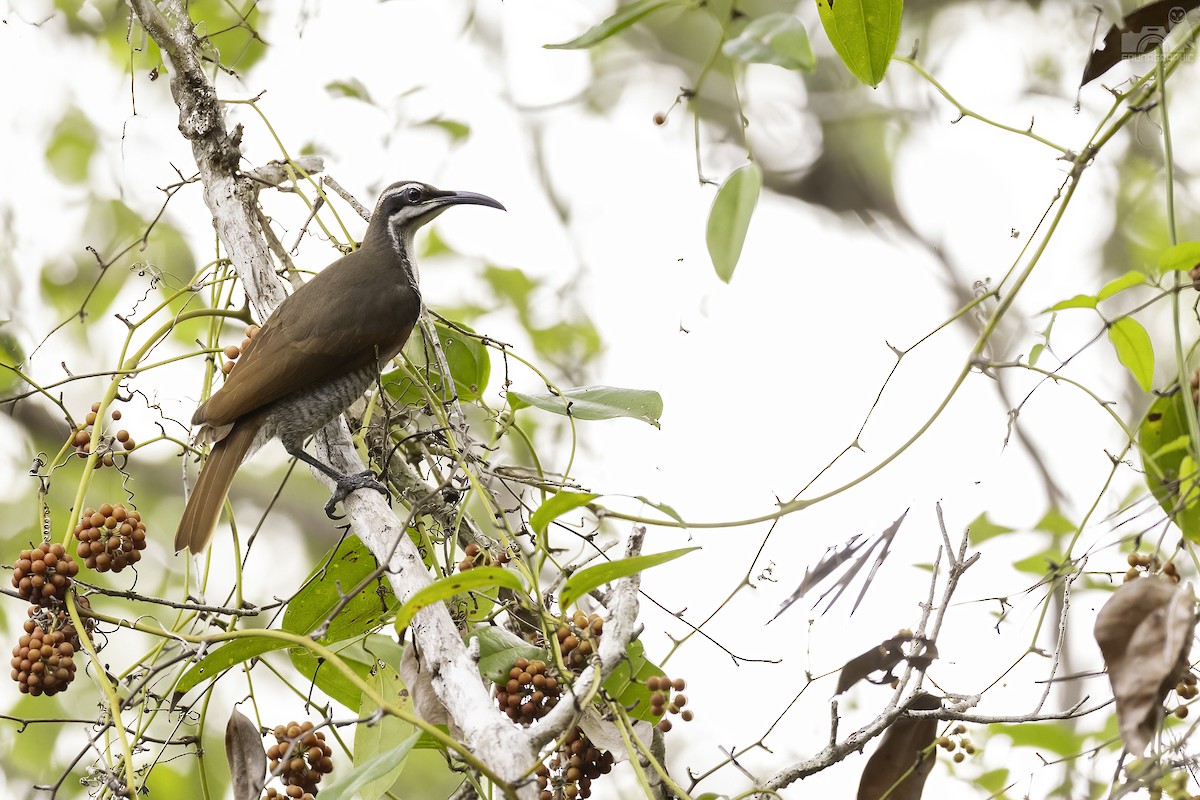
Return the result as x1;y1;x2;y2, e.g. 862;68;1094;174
324;470;390;519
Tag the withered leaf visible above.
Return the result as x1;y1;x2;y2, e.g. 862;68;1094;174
837;635;937;695
225;708;266;800
1081;0;1200;85
856;693;942;800
1094;577;1195;754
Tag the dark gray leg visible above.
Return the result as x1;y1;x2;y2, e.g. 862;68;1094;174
284;445;390;518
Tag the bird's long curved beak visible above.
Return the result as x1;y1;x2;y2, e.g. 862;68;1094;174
432;190;506;212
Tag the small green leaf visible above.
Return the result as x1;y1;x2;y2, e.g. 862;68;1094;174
1034;508;1076;536
706;163;762;283
325;78;374;103
1012;548;1065;575
722;13;815;71
1097;270;1145;301
531;492;600;535
176;638;286;695
1159;241;1200;273
545;0;682;50
508;385;664;428
1028;342;1045;367
1043;294;1098;312
420;118;471;142
0;326;26;394
283;536;397;643
465;628;548;682
1107;317;1155;392
1139;393;1200;541
966;512;1013;544
45;108;97;184
560;547;699;611
634;496;686;525
350;666;414;800
322;733;420;800
393;567;526;633
815;0;902;87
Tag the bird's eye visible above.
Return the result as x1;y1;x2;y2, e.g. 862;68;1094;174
404;187;423;203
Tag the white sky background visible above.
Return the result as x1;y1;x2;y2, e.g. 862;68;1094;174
0;0;1189;797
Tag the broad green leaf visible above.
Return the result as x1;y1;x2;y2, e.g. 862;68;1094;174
723;13;815;71
350;666;414;800
531;492;600;535
466;628;549;682
482;265;538;316
815;0;902;87
706;163;762;282
45;108;97;184
283;535;397;643
603;640;668;722
326;78;374;103
288;643;373;710
1043;294;1097;312
509;385;664;428
393;567;526;633
989;722;1084;756
1097;270;1145;301
965;512;1013;544
387;319;491;403
322;733;420;800
560;547;699;611
1107;317;1154;392
1138;392;1200;540
176;638;286;694
1159;241;1200;273
545;0;682;50
1034;508;1076;536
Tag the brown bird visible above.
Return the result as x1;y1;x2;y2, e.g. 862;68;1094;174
175;181;504;553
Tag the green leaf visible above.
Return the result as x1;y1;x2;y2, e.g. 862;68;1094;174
706;163;762;282
0;326;26;394
420;118;471;142
45;108;97;184
545;0;682;49
531;492;600;535
1107;317;1155;392
349;666;414;800
990;721;1084;756
815;0;903;87
325;78;374;104
322;733;420;800
634;496;686;525
393;567;526;633
560;547;699;611
288;643;374;710
465;628;549;682
1097;270;1145;301
508;385;664;428
283;535;397;643
1012;547;1065;576
176;638;286;694
1034;508;1076;536
1043;294;1097;312
1138;392;1200;541
966;512;1013;544
386;319;491;404
1159;241;1200;273
1028;342;1045;367
603;640;668;722
722;13;815;71
975;768;1011;794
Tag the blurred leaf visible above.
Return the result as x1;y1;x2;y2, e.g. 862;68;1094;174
1081;0;1200;84
545;0;683;49
531;491;600;535
420;118;470;141
559;547;699;610
529;319;603;364
1028;342;1045;367
723;13;815;71
1107;317;1154;392
990;721;1084;756
966;512;1013;544
326;78;374;103
1012;547;1065;575
466;628;548;682
1034;508;1076;536
816;0;902;87
603;639;668;722
509;385;663;428
283;535;397;643
975;768;1011;794
856;693;940;799
482;265;538;316
1159;241;1200;273
1043;294;1097;312
225;708;266;800
706;163;762;282
45;107;97;184
349;666;414;800
0;326;25;394
1098;270;1146;301
1138;392;1200;540
393;567;526;632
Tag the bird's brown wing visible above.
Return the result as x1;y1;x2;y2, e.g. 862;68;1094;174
195;252;419;427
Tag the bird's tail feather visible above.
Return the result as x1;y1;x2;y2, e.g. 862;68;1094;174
175;421;259;554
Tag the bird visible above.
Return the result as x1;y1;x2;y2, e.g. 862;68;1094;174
174;181;505;554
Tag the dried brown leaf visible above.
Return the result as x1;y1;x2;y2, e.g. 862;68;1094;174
837;635;937;695
856;693;942;800
225;708;266;800
1094;578;1195;754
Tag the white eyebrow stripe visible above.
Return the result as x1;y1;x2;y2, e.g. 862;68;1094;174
375;183;419;210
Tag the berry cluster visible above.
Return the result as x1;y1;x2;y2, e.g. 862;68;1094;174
1174;673;1199;719
1123;551;1181;584
73;401;136;467
556;611;603;670
496;657;562;725
221;325;261;375
12;543;80;604
11;606;85;696
73;503;149;573
457;541;511;572
535;726;614;800
264;721;334;800
646;675;692;732
938;723;976;764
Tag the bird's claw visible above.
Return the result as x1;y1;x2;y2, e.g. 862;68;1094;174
324;470;390;519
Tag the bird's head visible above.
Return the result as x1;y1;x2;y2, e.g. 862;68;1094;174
370;180;505;256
